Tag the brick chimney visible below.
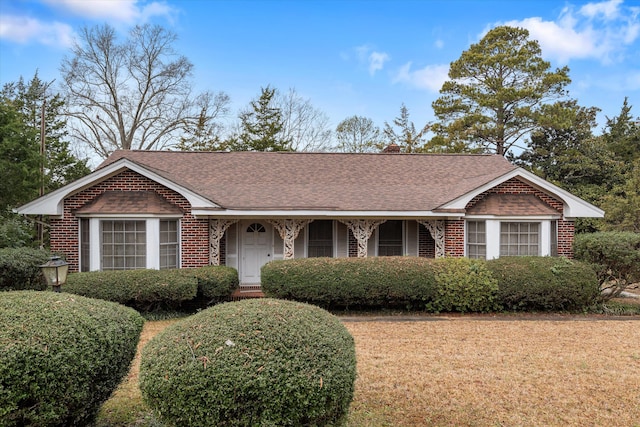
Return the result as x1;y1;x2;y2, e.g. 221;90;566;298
383;143;401;153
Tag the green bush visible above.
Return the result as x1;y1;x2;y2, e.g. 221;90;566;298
0;291;144;426
574;232;640;300
140;298;356;427
0;247;51;291
261;257;437;309
189;265;239;300
429;258;499;313
64;268;198;311
487;257;600;311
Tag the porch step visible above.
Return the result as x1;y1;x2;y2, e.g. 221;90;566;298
229;285;265;300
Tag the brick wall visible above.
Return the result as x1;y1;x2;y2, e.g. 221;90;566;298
444;219;465;256
418;223;436;258
52;170;209;272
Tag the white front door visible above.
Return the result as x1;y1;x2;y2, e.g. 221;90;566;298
241;222;272;284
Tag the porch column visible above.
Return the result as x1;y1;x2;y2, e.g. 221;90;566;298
268;219;313;260
339;219;386;257
209;219;238;265
417;220;445;258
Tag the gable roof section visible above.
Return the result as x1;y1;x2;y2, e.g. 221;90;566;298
439;167;604;218
17;150;604;219
15;158;218;216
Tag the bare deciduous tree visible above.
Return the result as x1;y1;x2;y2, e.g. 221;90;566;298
61;24;229;158
275;88;333;152
335;115;383;153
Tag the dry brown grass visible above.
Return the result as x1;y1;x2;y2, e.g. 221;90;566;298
97;320;176;425
345;316;640;427
98;315;640;427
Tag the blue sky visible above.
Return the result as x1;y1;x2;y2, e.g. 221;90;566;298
1;0;639;143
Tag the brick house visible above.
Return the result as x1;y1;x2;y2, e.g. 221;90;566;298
17;150;603;286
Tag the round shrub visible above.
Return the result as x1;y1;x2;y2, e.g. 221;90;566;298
0;291;144;426
429;257;499;313
487;257;600;311
261;256;437;309
140;298;357;427
0;247;51;291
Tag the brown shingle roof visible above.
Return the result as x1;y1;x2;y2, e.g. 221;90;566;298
99;151;517;211
75;191;184;215
466;194;561;216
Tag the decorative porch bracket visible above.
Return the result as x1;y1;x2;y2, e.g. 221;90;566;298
209;219;238;265
267;219;313;260
417;220;445;258
339;219;386;257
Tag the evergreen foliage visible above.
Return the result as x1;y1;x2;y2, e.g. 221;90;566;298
0;291;144;426
140;299;356;427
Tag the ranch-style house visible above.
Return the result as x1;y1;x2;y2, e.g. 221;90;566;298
17;149;604;286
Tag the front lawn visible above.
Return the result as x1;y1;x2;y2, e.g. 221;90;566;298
97;314;640;427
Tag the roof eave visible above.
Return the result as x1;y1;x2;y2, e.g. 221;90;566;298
191;209;461;219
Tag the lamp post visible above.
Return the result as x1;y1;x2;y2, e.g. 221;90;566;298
40;256;69;293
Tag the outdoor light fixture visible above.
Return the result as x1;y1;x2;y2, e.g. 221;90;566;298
40;256;69;293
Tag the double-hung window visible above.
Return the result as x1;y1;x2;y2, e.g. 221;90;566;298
467;221;486;259
159;220;179;269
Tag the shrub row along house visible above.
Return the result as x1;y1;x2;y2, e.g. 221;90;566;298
17;149;603;288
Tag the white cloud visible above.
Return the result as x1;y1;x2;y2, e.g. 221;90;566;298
368;51;390;76
500;0;640;65
434;39;444;49
0;15;75;47
392;62;449;92
41;0;177;24
504;16;598;63
580;0;623;20
354;44;390;76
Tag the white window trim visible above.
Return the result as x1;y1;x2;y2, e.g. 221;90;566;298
465;217;555;260
84;217;181;271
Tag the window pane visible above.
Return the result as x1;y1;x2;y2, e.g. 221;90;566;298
378;220;403;256
500;222;540;256
80;219;90;272
467;221;486;259
160;220;179;269
101;220;146;270
308;220;333;258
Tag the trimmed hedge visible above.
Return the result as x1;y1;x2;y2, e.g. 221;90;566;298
64;269;198;311
429;257;499;313
0;291;144;426
0;247;51;291
261;256;437;309
574;231;640;300
140;298;356;427
189;265;239;300
487;257;600;311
